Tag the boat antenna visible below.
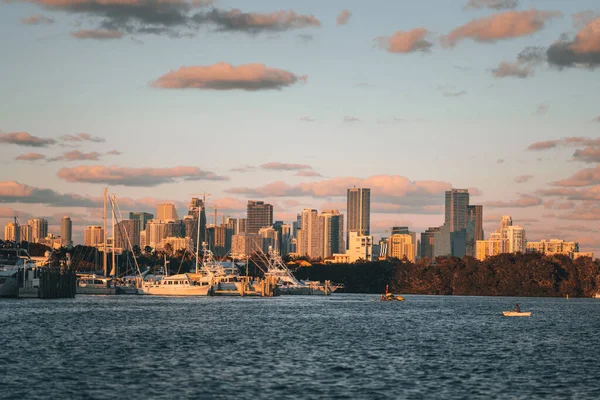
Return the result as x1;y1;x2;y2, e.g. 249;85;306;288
103;187;108;277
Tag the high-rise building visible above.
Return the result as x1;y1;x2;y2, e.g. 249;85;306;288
4;222;20;242
347;231;373;263
238;218;247;234
61;216;72;248
445;189;470;232
156;203;178;221
206;224;228;257
347;187;370;247
183;216;198;247
259;226;279;254
319;210;345;259
475;236;506;260
420;227;440;260
388;234;415;261
504;225;526;253
28;218;48;243
500;216;513;232
526;239;578;255
129;212;154;231
84;226;104;247
145;220;166;249
466;205;484;257
246;201;273;234
231;233;262;257
164;220;183;238
296;209;321;259
224;217;238;236
187;197;206;245
279;224;292;256
114;220;140;250
20;224;32;243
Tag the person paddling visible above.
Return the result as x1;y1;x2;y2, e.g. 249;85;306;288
514;303;520;312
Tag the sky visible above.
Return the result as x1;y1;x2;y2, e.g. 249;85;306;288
1;0;600;250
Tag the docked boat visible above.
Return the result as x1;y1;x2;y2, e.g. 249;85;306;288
503;311;531;317
138;273;212;296
76;274;117;295
0;248;39;297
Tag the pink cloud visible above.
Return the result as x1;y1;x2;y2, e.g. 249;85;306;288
551;166;600;187
492;61;534;78
151;62;305;91
573;146;600;163
71;29;125;40
441;10;561;47
484;194;542;208
538;186;600;200
547;17;600;67
336;10;352;26
527;137;600;151
377;28;433;53
57;165;229;186
60;133;105;143
48;150;102;162
0;207;32;219
20;15;54;25
200;9;321;33
0;132;56;147
15;152;46;161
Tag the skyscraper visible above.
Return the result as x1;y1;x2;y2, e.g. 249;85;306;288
500;216;513;232
504;225;526;253
319;210;345;258
466;205;484;257
420;227;440;260
129;212;154;231
61;216;72;248
114;220;140;250
347;187;370;248
187;197;206;245
246;201;273;234
156;203;178;221
296;208;321;259
28;218;48;243
84;226;104;247
4;221;20;243
445;189;470;232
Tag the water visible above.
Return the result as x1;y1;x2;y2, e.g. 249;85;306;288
1;295;599;399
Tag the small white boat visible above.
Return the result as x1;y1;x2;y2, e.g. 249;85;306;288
503;311;531;317
138;273;212;296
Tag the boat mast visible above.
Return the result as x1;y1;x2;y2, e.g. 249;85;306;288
111;194;116;279
103;187;107;277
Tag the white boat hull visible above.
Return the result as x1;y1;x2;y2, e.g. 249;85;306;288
138;285;212;296
503;311;531;317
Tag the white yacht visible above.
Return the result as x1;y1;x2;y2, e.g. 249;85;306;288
0;248;39;297
138;273;212;296
76;274;117;295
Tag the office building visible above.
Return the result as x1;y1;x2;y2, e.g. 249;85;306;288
206;224;228;257
4;222;20;242
231;233;262;257
61;216;72;248
319;210;344;259
156;203;178;221
500;216;513;232
84;226;104;247
259;226;279;254
466;205;483;257
145;220;166;249
129;212;154;231
420;227;440;260
445;189;470;232
246;201;273;234
475;235;507;260
347;187;370;247
238;218;247;234
114;220;140;251
504;225;526;253
28;218;48;243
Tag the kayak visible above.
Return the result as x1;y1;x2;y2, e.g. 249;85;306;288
503;311;531;317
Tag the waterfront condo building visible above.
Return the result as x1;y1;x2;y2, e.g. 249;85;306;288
319;210;345;259
246;201;273;234
296;208;321;259
387;234;415;261
129;211;154;231
20;224;32;243
61;216;72;248
347;187;370;248
347;231;373;263
526;239;578;256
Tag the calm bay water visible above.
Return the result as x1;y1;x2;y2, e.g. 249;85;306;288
1;294;599;399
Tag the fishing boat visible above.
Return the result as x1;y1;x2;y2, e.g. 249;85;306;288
138;273;212;296
503;311;531;317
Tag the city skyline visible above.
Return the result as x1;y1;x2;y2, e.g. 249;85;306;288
2;0;600;252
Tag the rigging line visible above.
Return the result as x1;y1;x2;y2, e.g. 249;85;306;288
112;194;143;279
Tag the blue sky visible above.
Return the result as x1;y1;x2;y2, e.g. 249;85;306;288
1;0;600;249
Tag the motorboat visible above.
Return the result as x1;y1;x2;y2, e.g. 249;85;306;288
76;275;117;295
380;293;405;301
503;311;532;317
138;273;212;296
